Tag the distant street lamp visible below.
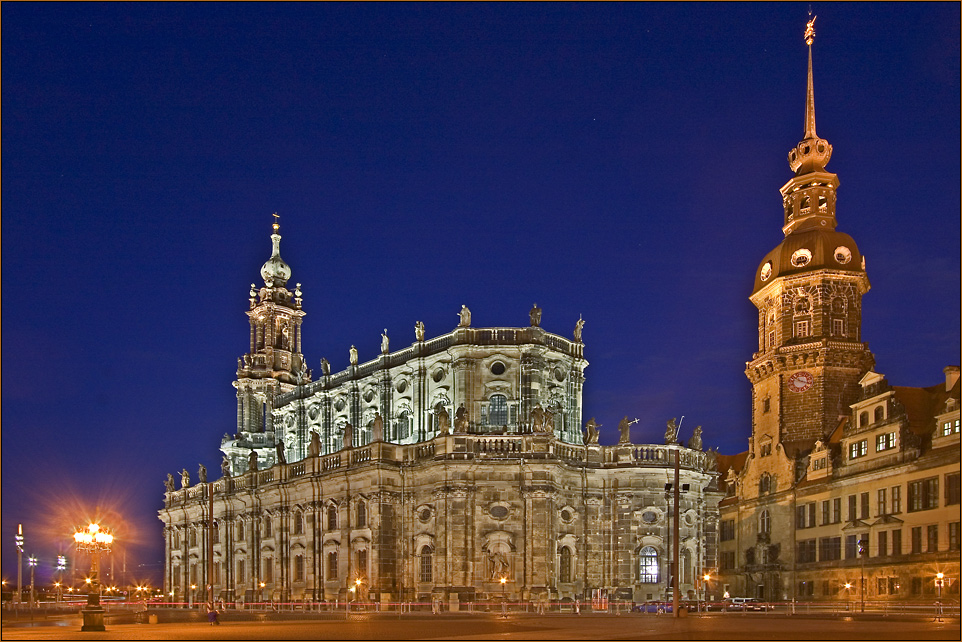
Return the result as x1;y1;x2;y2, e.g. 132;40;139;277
73;523;114;631
15;524;24;605
935;573;945;622
702;573;711;611
844;582;852;612
28;556;37;608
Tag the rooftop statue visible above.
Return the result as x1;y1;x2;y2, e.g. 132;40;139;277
665;418;681;445
198;463;207;484
165;473;175;493
436;403;451;435
349;345;358;366
248;450;258;472
584;418;600;445
308;430;322;457
574;316;585;342
688;425;703;451
415;320;425;342
343;422;353;449
276;440;286;465
618;416;639;445
221;456;231;478
180;468;190;489
458;305;471;327
529;303;542;327
373;412;384;441
381;329;389;354
454;404;468;433
320;358;330;376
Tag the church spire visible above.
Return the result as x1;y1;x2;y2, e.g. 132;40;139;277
804;15;817;140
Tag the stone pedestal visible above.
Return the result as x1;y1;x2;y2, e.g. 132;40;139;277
80;606;106;631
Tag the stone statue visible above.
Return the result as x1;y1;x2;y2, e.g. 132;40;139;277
276;440;286;465
248;450;258;472
320;358;330;376
165;473;175;492
415;320;425;342
381;329;389;354
618;416;639;445
543;406;555;433
529;303;542;327
222;433;231;443
583;418;600;445
198;464;207;484
458;305;471;327
435;404;450;435
574;316;585;342
489;550;509;579
530;405;545;432
343;422;353;449
221;456;231;478
454;403;468;433
308;430;322;457
372;412;384;442
665;418;680;445
180;468;190;489
705;447;718;470
349;345;358;366
687;425;703;451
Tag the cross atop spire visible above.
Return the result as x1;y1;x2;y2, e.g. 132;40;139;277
272;211;280;233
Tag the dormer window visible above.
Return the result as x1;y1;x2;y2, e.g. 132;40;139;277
942;419;960;437
812;457;827;470
873;406;885;423
859;411;869;427
760;441;772;457
876;432;897;452
849;439;868;459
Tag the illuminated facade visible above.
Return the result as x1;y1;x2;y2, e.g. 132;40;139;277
159;223;721;607
716;20;961;602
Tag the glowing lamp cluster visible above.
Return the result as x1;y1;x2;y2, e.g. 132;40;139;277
73;524;113;551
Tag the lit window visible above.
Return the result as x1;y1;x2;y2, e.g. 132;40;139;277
327;551;338;580
876;432;896;452
419;546;433;583
849;439;868;459
489;394;508;426
559;547;572;583
942;419;960;436
639;546;659;583
768;330;776;350
812;457;826;470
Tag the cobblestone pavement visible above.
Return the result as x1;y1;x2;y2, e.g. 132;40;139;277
1;613;959;640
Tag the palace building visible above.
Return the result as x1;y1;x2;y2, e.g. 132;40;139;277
159;222;722;607
715;19;961;603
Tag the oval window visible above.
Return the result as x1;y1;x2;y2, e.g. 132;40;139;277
834;246;852;265
760;262;773;281
489;505;509;519
490;361;506;376
791;249;812;268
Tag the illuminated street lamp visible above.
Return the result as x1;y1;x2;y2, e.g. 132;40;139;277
935;572;945;622
843;582;852;611
500;576;507;618
28;556;37;608
73;523;114;631
702;573;711;611
15;524;24;605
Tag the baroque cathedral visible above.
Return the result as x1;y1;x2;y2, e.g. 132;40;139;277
159;221;721;607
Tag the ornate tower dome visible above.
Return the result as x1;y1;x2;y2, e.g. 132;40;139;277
260;217;291;287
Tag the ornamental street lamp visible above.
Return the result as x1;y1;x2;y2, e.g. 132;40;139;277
56;555;67;603
935;573;945;622
73;523;113;631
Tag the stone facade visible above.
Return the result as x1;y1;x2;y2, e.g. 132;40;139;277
159;226;722;607
717;21;961;603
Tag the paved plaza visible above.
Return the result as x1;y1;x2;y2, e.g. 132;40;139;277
2;612;959;640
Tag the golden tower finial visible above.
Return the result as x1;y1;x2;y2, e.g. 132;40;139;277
272;211;280;232
804;14;816;46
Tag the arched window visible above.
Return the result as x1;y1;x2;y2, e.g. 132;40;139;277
327;504;338;530
859;411;869;427
419;546;433;583
759;473;771;495
759;509;771;534
327;551;338;580
397;411;411;441
874;406;884;423
489;394;508;426
293;512;303;535
356;500;366;528
559;547;572;583
263;516;272;538
639;546;659;583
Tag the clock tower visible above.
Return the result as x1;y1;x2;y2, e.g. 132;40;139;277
745;17;874;475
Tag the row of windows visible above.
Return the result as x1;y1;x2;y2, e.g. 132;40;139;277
798;576;961;598
941;418;960;437
765;318;849;350
858;405;887;428
848;431;897;460
795;522;961;563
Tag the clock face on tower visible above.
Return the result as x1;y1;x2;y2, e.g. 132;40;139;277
788;370;815;393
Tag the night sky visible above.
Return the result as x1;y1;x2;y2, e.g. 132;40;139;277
3;3;958;586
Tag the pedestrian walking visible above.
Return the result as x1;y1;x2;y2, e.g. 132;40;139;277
207;602;219;625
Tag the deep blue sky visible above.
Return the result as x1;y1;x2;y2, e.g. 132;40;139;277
3;3;958;586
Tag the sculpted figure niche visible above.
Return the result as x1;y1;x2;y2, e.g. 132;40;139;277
454;404;468;433
372;412;384;442
435;403;451;435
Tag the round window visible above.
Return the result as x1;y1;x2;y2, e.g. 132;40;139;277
642;510;659;524
334;398;346;411
490;361;506;376
760;262;772;282
790;248;812;268
489;505;508;519
554;367;566;382
363;389;375;403
418;508;432;523
834;246;852;265
560;509;573;522
396;380;408;393
432;368;445;383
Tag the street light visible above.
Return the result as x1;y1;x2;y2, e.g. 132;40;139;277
702;573;711;611
15;524;24;605
28;556;37;609
500;576;507;618
73;523;114;631
935;573;945;622
843;582;852;611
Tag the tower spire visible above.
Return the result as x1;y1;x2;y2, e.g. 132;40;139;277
804;15;817;139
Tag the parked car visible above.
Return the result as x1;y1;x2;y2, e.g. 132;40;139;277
632;601;672;613
724;597;773;611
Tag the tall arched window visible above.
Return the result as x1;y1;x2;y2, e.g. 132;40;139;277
293;512;303;535
356;500;366;527
874;406;884;423
859;411;869;427
639;546;659;583
489;394;508;426
759;473;771;495
559;547;572;583
397;411;410;441
759;509;771;534
327;504;338;530
419;546;433;583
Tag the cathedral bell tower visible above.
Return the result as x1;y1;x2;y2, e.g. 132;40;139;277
233;218;310;441
745;17;875;472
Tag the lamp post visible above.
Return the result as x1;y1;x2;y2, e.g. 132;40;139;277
73;523;114;631
500;576;507;618
843;582;852;612
702;573;711;612
28;556;37;609
935;573;944;622
56;555;67;603
15;524;24;605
